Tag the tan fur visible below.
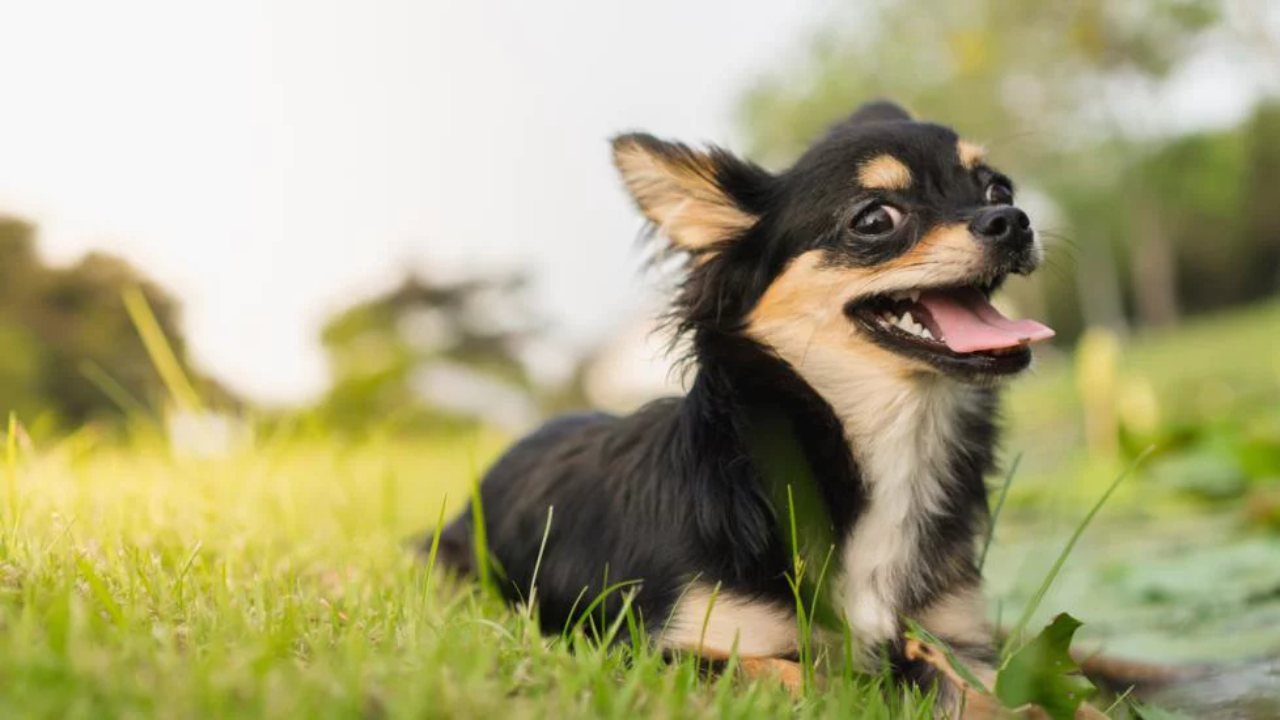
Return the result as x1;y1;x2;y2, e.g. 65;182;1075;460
858;154;913;190
739;658;806;697
957;141;986;170
613;140;756;252
900;223;990;278
658;584;797;658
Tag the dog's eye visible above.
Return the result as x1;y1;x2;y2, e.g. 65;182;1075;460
985;181;1014;205
851;203;903;236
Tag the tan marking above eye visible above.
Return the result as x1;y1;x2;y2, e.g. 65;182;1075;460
957;140;986;170
857;154;912;190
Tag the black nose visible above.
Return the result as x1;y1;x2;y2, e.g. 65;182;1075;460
969;206;1032;248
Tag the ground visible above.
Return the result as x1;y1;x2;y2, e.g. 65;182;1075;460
1;301;1278;718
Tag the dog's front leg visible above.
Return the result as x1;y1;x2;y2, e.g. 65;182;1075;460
658;583;804;695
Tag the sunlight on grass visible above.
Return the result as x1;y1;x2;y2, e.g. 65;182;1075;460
0;427;936;718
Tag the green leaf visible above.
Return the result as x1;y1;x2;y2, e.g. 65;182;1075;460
995;613;1096;719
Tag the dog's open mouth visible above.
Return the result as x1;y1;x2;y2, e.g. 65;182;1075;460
847;283;1055;376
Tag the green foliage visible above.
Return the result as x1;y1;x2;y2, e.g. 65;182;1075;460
741;0;1220;168
996;614;1096;719
316;272;541;432
0;217;226;430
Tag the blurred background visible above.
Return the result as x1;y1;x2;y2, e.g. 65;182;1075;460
1;0;1279;699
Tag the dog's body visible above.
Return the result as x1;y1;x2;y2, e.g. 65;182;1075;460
435;101;1056;712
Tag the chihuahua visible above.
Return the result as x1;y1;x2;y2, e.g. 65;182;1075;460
434;100;1056;715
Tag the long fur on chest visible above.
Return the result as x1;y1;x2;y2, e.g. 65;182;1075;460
833;374;995;649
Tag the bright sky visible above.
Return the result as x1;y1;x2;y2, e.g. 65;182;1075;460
0;0;828;403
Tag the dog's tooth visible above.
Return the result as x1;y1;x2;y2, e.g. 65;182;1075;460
909;290;920;303
902;311;916;328
921;327;934;340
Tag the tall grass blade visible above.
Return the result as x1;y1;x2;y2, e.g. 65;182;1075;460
4;413;16;530
1002;447;1154;660
468;473;495;599
122;286;204;412
980;452;1021;572
696;581;722;656
567;579;643;639
80;360;152;421
526;505;554;612
422;494;449;592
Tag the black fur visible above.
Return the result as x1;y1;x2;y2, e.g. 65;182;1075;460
439;336;859;636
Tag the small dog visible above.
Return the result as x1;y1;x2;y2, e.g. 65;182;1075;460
434;100;1056;714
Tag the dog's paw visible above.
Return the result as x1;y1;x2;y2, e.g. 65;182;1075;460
738;657;807;698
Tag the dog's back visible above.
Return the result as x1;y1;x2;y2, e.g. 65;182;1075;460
436;402;777;637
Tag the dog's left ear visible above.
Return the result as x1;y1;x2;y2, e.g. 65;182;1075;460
612;133;771;255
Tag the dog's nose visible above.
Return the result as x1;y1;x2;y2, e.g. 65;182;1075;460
969;206;1032;250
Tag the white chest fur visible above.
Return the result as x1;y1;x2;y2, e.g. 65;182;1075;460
833;375;971;652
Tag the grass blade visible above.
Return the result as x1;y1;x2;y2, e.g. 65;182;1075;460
422;494;449;592
468;472;495;599
4;413;18;532
980;452;1021;572
526;505;555;612
122;286;204;412
1002;447;1154;660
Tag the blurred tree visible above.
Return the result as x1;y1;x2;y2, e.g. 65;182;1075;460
317;271;544;431
739;0;1277;337
0;216;224;428
1242;104;1280;295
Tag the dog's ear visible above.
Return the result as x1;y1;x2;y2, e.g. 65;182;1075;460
845;99;914;125
612;133;771;255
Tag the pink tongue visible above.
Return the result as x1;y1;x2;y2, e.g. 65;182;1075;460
917;288;1055;353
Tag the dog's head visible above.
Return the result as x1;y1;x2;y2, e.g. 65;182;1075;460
612;100;1053;383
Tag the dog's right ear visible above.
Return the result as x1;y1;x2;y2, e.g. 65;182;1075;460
612;133;772;256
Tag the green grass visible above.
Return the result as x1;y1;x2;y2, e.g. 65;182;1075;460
0;426;943;719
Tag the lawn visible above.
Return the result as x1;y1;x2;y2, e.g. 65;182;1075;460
1;300;1277;718
0;428;943;718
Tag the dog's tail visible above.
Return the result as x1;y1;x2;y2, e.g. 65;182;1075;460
419;509;475;578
